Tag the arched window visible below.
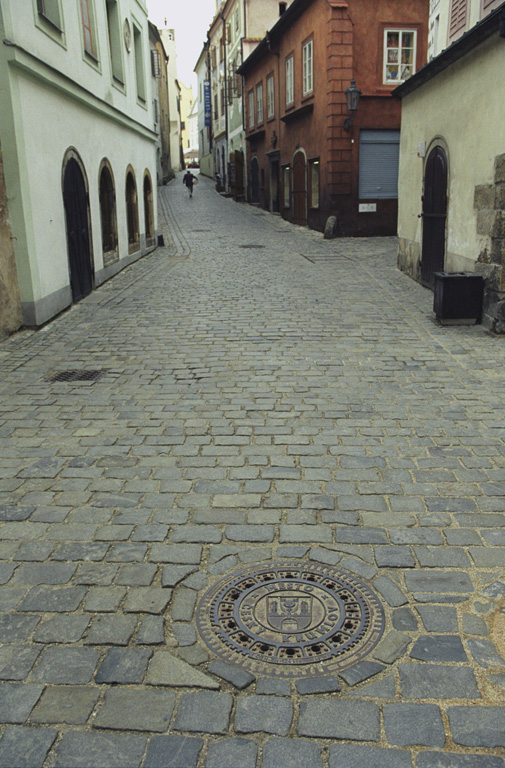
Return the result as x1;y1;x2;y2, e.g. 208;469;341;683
125;167;140;253
99;160;118;265
143;171;155;246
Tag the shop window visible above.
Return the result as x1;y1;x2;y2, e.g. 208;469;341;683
383;29;416;83
309;158;319;208
282;165;290;207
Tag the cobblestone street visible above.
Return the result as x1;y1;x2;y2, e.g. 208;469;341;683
1;172;505;767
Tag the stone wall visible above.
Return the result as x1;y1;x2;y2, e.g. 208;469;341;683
475;154;505;333
0;135;22;339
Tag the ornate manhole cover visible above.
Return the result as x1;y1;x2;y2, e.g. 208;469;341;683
196;561;385;678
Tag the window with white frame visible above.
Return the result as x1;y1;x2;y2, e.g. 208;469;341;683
302;39;313;96
383;29;416;83
36;0;62;30
106;0;124;83
133;21;146;101
235;7;240;31
256;82;264;124
267;74;275;119
285;55;294;106
80;0;97;58
248;89;255;129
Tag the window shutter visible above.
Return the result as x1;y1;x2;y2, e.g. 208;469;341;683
359;130;400;200
151;50;161;77
449;0;467;38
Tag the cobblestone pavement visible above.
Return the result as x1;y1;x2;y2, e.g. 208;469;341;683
1;172;505;767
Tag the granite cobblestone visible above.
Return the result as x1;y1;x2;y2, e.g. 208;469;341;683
1;174;505;765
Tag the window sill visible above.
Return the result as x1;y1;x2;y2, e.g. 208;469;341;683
301;92;314;103
281;103;314;123
38;12;63;33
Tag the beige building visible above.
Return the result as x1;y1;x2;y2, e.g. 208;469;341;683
179;81;195;165
395;0;505;332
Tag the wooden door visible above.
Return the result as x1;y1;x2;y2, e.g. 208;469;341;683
292;151;307;225
63;158;93;302
421;146;448;287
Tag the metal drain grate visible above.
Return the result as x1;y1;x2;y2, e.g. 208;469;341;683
48;369;106;383
196;560;385;678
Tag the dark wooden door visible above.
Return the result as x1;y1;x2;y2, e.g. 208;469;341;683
63;158;92;302
250;157;260;204
292;151;307;225
421;146;447;287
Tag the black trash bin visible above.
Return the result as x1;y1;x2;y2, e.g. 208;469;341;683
433;272;484;325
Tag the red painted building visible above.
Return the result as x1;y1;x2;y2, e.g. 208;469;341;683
238;0;429;236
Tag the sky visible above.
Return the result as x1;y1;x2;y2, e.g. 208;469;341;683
146;0;217;90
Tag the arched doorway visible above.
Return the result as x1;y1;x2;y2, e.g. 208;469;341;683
143;172;155;246
292;150;307;225
421;146;448;287
126;169;140;253
63;154;93;302
250;157;260;204
99;161;117;263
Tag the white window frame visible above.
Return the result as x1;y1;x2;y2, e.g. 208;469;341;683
248;89;255;129
256;82;263;125
285;55;294;106
36;0;62;30
302;39;313;96
267;74;275;119
383;29;417;84
80;0;97;59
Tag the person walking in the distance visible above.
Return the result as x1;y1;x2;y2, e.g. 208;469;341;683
183;169;197;198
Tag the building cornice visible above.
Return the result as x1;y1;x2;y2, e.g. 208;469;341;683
393;2;505;99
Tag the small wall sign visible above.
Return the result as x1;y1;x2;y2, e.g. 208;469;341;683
359;203;377;213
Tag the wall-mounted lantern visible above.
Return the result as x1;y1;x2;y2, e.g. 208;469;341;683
344;80;362;131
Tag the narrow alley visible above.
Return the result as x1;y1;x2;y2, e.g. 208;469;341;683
1;173;505;768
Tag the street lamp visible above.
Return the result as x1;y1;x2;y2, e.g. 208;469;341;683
344;80;362;131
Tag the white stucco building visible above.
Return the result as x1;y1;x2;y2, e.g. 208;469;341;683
0;0;158;327
194;44;213;178
395;0;505;332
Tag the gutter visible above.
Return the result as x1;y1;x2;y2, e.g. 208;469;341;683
393;2;505;99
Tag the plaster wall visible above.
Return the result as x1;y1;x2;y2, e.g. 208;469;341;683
0;133;22;337
397;36;505;275
1;0;153;131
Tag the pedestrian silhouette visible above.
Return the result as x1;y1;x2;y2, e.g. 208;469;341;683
183;170;197;198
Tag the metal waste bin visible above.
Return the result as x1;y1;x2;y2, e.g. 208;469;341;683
433;272;484;325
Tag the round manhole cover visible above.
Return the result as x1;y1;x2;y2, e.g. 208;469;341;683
196;560;386;678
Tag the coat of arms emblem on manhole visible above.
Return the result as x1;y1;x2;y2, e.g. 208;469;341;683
195;560;386;678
